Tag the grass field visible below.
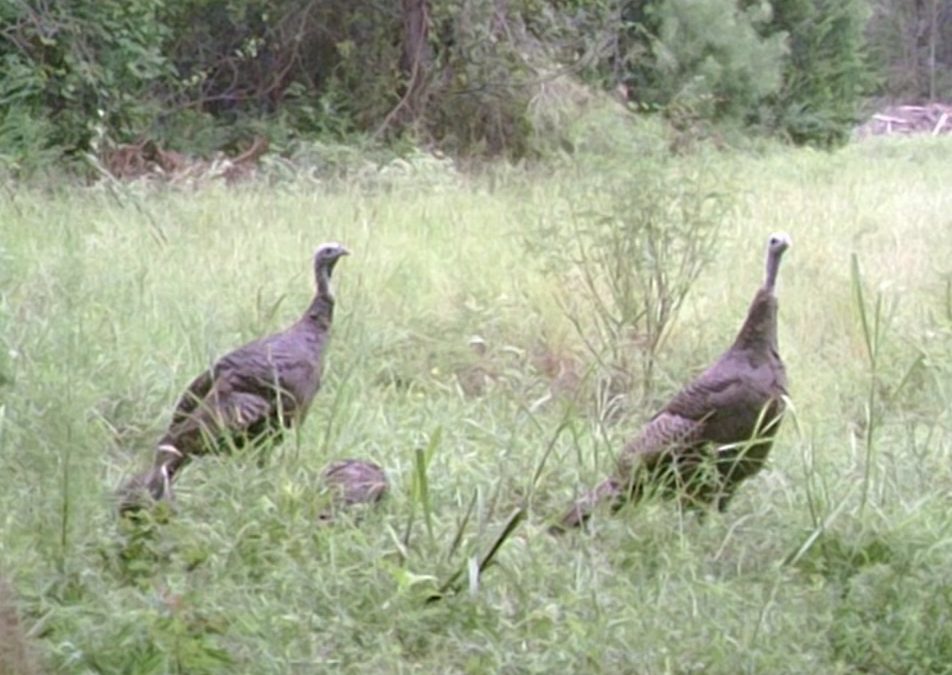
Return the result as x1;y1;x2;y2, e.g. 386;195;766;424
1;134;951;673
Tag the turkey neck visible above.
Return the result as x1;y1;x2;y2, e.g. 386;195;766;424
304;267;335;328
732;288;778;355
304;294;334;328
733;243;785;355
765;245;784;291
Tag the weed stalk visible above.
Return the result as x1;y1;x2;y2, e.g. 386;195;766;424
850;254;883;518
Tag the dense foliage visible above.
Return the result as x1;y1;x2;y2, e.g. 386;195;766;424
867;0;952;101
762;0;875;145
0;0;938;170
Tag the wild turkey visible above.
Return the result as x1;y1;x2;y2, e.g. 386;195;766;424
555;232;791;531
119;242;349;512
317;459;389;523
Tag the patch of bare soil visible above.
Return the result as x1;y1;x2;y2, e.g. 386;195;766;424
99;135;269;184
0;577;42;675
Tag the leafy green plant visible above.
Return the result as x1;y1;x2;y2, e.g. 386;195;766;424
831;561;952;671
647;0;788;123
0;0;172;162
850;253;889;516
765;0;874;146
530;157;732;415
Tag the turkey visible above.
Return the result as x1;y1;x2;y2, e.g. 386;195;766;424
317;459;389;524
119;242;349;512
555;232;791;531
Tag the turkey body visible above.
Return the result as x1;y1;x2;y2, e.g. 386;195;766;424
158;311;332;455
321;459;390;506
119;242;349;512
617;307;788;510
556;233;791;530
317;459;390;524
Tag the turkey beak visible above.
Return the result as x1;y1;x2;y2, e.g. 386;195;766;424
332;246;349;267
324;246;349;275
770;232;792;254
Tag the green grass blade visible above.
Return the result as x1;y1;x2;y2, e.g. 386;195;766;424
850;253;875;364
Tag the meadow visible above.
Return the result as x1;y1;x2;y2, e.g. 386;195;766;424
1;130;951;673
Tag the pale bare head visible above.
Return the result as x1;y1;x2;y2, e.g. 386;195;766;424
313;242;349;297
764;232;791;291
314;242;349;270
768;232;792;256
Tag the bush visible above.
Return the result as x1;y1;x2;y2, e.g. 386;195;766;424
0;0;880;170
0;0;171;165
646;0;788;124
832;563;952;672
526;153;733;415
763;0;874;146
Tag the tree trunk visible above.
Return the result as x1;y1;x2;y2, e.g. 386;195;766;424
400;0;432;123
927;0;938;100
375;0;431;138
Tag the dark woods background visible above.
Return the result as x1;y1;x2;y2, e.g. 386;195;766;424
0;0;949;172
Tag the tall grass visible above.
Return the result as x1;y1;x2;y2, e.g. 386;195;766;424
0;136;951;672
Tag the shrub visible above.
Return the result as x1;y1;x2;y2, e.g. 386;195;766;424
0;0;171;164
646;0;788;124
527;154;733;415
763;0;874;146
